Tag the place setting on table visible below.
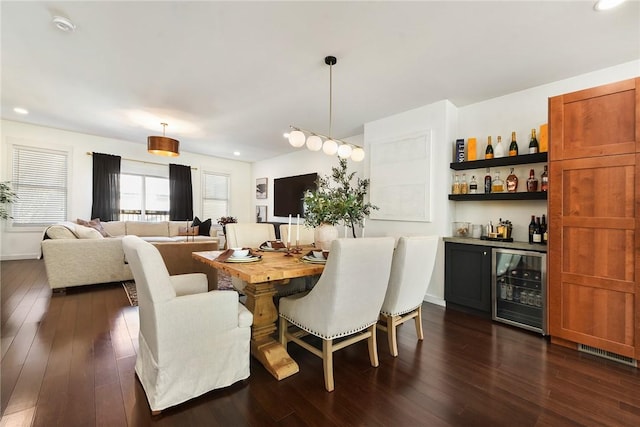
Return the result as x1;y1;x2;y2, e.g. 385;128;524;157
215;247;262;263
300;249;328;264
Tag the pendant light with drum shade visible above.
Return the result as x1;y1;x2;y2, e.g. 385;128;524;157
148;122;179;157
287;56;365;162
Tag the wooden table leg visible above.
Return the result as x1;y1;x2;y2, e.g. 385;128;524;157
243;280;299;380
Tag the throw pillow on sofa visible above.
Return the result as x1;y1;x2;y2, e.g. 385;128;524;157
192;217;212;236
77;218;110;237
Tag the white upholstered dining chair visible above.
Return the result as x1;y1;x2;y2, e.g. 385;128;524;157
279;223;315;246
278;237;395;392
225;223;277;249
378;235;438;357
122;236;253;414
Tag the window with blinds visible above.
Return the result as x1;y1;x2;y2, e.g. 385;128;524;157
11;145;69;227
202;172;229;221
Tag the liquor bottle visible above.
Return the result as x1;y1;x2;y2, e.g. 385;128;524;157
529;129;539;154
494;135;505;158
526;169;538;192
452;174;461;194
509;131;518;156
460;173;468;194
533;217;542;243
485;136;494;159
528;215;536;244
541;214;548;244
506;168;518;193
541;165;548;191
469;175;478;194
491;170;504;193
484;168;492;193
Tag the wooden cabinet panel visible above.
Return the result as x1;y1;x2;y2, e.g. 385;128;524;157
559;282;635;357
549;77;639;360
551;78;637;160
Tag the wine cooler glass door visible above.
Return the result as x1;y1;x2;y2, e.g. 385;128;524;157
492;249;546;334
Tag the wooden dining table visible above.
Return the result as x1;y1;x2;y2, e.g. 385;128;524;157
192;247;325;380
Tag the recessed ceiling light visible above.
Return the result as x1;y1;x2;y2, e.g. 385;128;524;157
594;0;626;11
13;107;29;115
233;151;241;156
52;15;76;32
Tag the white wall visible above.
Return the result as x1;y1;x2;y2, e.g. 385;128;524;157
363;99;457;305
0;120;252;260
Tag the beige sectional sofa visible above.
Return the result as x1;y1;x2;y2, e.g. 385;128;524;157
41;220;220;290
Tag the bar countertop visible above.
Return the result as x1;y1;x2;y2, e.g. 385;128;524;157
443;237;547;253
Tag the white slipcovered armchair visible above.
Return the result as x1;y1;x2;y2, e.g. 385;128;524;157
122;236;253;414
279;237;395;391
378;235;439;356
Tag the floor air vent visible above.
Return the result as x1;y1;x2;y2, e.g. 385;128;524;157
578;344;638;367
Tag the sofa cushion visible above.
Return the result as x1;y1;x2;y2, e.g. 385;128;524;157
140;236;176;243
75;225;104;239
76;218;110;237
102;221;126;236
169;221;189;237
126;221;169;237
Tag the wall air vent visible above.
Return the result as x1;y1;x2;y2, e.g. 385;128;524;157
578;344;638;367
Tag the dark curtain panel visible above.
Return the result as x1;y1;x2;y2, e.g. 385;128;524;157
91;153;121;221
169;163;193;221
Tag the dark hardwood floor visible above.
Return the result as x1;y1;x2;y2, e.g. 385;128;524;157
1;259;639;426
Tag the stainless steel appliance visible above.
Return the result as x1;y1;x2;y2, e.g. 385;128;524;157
492;248;546;334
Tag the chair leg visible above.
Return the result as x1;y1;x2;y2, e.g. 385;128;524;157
387;316;399;357
415;306;424;340
367;325;379;367
322;339;335;392
278;316;288;347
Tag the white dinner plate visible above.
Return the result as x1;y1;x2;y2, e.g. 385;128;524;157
225;255;262;263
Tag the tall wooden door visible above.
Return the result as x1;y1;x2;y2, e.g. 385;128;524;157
548;77;639;359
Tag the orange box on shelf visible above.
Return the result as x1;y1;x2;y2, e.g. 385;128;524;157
467;137;477;161
539;124;548;152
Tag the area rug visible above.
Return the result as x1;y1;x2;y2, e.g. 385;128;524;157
123;271;234;307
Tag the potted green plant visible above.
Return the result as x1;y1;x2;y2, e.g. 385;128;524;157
303;159;377;249
0;181;17;220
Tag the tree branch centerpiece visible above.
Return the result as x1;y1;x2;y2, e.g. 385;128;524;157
303;159;377;248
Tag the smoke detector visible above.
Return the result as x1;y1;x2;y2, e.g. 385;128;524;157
52;16;76;32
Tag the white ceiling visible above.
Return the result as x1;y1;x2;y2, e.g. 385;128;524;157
2;1;639;162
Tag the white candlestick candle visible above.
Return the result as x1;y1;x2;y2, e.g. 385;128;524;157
296;214;300;242
287;214;292;245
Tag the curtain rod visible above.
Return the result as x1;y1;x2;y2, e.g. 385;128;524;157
86;152;197;170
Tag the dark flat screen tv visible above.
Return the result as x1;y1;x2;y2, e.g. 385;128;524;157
274;173;318;217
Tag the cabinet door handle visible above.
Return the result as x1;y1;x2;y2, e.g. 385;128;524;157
483;251;487;256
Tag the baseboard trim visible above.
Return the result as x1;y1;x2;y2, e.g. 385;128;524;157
423;295;445;307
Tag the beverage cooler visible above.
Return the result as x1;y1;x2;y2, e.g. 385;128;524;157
492;248;547;334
